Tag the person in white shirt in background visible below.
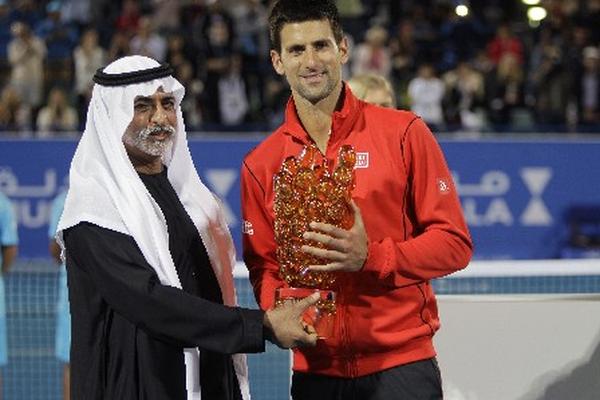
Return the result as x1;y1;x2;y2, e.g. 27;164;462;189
408;63;445;130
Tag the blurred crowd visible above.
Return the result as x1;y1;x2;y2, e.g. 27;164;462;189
0;0;598;136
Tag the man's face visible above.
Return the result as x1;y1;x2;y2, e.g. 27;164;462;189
270;19;348;104
122;87;177;160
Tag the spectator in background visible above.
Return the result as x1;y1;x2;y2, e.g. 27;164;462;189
198;9;236;124
565;25;592;77
336;0;367;42
114;0;141;37
7;21;45;112
407;63;445;130
528;28;559;86
9;0;42;32
175;60;203;128
165;33;190;71
229;0;269;56
73;28;106;126
438;3;488;71
35;1;78;88
150;0;181;34
563;26;592;123
48;190;70;400
488;54;525;129
405;4;438;61
351;25;391;80
486;23;523;67
229;0;269;122
0;1;12;68
578;46;600;126
0;85;31;133
471;48;495;77
348;73;396;108
582;0;600;43
36;87;78;136
191;0;236;64
107;30;130;62
443;61;486;131
59;0;93;32
540;1;571;42
389;19;417;107
0;190;18;395
528;29;567;126
130;16;167;62
218;54;249;126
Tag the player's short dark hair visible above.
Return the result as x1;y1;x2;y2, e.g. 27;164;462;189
268;0;344;53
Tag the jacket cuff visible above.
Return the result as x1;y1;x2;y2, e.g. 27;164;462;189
238;308;266;353
362;239;393;280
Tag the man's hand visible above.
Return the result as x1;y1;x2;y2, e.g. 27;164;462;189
301;201;368;272
263;293;319;349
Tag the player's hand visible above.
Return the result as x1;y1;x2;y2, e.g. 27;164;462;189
301;201;368;273
263;293;319;349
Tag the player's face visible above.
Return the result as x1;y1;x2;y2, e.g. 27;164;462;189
271;19;348;105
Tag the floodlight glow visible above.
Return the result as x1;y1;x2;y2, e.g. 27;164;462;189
527;6;547;21
456;5;469;17
522;0;541;5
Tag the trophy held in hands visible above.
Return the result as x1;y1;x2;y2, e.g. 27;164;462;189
273;144;356;338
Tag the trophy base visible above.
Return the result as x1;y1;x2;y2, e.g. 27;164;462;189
275;287;336;339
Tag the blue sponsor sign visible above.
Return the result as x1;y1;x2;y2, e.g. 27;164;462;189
0;140;76;258
1;138;600;259
444;139;600;259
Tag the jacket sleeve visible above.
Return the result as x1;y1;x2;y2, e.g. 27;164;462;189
240;160;283;311
64;222;265;354
362;117;473;287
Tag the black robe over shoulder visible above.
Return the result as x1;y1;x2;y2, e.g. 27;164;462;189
63;168;264;400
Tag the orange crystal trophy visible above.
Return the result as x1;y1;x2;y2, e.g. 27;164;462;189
273;144;356;338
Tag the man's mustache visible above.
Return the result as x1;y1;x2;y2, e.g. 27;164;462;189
138;125;176;138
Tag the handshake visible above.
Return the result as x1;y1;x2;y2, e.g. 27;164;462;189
263;292;320;349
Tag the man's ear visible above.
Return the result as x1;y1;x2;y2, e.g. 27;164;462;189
339;36;350;65
271;49;285;76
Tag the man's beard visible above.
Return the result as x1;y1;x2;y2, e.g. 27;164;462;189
125;125;176;157
296;72;337;104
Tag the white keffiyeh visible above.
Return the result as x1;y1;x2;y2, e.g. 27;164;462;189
56;55;250;400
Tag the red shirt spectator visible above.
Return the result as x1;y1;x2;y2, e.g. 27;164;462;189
487;24;523;65
115;0;140;35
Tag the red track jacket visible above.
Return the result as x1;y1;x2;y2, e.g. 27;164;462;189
241;84;473;377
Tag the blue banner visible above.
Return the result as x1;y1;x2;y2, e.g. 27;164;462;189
1;140;76;258
444;139;600;259
2;138;600;259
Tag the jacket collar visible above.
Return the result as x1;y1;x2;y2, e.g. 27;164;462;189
282;82;363;145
